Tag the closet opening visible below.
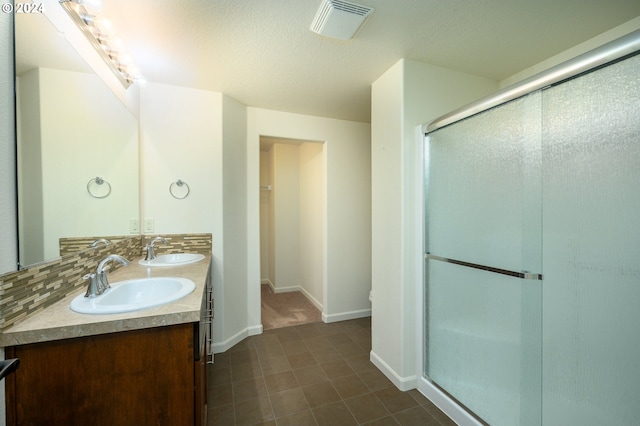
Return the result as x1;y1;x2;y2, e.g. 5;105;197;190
259;136;325;330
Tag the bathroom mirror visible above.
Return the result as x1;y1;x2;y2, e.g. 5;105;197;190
15;11;140;268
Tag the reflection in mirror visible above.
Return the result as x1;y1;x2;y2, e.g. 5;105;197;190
15;11;139;268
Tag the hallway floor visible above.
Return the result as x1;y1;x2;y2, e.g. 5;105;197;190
260;284;322;330
207;318;455;425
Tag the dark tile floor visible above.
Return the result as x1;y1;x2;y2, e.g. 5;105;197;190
206;318;456;425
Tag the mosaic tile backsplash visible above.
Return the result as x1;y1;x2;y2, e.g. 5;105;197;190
59;235;135;256
0;233;212;333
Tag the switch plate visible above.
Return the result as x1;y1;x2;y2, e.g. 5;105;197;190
143;218;155;233
129;218;140;234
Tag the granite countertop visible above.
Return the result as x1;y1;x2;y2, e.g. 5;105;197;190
0;253;212;347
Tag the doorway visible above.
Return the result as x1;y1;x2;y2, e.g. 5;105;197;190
259;136;324;330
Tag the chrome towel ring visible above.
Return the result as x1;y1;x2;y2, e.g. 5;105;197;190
87;177;111;198
169;179;190;199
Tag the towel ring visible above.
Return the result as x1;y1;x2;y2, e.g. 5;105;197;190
169;179;190;199
87;177;111;198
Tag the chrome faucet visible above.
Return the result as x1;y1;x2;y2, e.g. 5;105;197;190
144;237;168;261
90;238;112;248
83;254;130;298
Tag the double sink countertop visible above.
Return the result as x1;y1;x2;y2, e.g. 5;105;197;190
0;253;212;347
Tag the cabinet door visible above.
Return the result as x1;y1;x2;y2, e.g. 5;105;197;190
6;324;195;425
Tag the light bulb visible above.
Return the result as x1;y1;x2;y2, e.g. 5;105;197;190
110;37;124;51
128;66;141;78
80;0;103;14
93;16;113;36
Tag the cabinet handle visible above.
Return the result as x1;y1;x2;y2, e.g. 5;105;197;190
206;338;214;364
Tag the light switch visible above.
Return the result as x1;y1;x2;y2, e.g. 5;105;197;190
129;218;140;234
144;218;155;233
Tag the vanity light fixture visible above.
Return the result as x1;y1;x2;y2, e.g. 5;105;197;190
59;0;142;87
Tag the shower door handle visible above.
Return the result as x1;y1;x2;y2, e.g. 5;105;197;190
425;253;542;280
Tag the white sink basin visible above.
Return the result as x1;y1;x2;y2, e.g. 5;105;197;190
139;253;205;267
70;277;196;314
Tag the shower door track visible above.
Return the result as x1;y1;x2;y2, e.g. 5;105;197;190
425;253;543;280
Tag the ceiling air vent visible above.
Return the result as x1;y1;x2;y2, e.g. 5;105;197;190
310;0;374;40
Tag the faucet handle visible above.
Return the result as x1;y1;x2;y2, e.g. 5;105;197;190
83;273;100;298
98;265;111;291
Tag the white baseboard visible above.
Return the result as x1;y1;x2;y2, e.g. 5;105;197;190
271;285;300;294
417;376;482;426
323;308;371;323
248;324;263;336
261;279;274;292
369;350;417;391
211;324;263;354
298;286;323;312
263;283;325;312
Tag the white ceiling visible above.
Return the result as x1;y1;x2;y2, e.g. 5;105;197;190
22;1;640;123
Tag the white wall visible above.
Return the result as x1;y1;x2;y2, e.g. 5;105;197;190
374;21;640;425
259;151;270;282
299;142;324;307
271;143;301;291
0;11;15;426
18;68;139;263
221;94;251;342
139;82;227;344
40;0;139;115
267;147;276;287
371;59;498;390
16;70;43;265
261;141;324;309
140;82;222;235
500;16;640;88
140;83;254;352
247;108;371;323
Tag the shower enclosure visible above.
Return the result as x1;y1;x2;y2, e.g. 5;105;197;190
423;32;640;425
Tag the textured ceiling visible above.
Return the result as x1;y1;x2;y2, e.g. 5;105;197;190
20;1;640;123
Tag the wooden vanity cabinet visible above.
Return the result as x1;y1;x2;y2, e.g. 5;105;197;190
5;321;208;425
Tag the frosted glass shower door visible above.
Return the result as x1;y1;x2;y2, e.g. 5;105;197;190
541;53;640;425
425;94;543;425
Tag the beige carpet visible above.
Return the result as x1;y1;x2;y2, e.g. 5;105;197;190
261;284;322;330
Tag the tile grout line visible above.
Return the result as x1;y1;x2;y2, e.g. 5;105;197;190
210;318;452;426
